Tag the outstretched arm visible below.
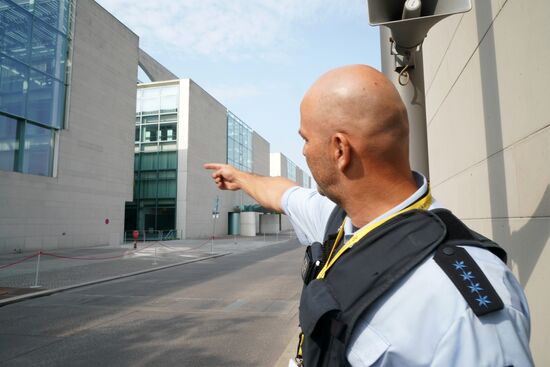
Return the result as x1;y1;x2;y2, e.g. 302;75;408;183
204;163;297;213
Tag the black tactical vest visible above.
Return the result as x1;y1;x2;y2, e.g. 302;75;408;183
298;208;507;367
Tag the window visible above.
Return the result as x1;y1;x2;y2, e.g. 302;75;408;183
127;151;177;232
140;87;160;115
26;69;65;128
160;86;178;113
131;85;179;232
227;111;253;172
0;0;73;176
0;115;18;171
135;85;178;146
160;113;177;123
0;1;32;63
22;122;53;176
142;125;158;142
159;123;176;141
30;19;68;81
0;56;28;117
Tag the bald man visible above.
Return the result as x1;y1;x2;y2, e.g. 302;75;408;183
205;65;532;366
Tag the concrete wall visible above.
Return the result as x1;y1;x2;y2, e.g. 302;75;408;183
138;49;178;82
260;214;279;234
175;79;190;238
0;0;138;252
296;168;304;188
270;153;282;177
178;81;282;238
185;80;237;238
270;152;311;187
252;131;270;176
423;0;550;364
272;152;289;179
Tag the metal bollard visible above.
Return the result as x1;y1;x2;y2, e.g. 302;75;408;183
31;252;42;288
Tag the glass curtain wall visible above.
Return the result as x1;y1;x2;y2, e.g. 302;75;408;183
125;84;178;234
0;0;72;176
227;111;252;172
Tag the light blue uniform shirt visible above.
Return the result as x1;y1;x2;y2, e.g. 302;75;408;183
282;173;533;367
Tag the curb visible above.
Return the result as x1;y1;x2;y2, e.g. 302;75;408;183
0;252;231;307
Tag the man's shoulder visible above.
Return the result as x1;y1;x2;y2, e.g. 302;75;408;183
347;245;530;366
382;245;525;319
280;186;337;244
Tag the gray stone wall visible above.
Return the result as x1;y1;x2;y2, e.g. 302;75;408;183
185;80;237;238
0;0;138;252
296;168;304;187
138;48;178;82
423;0;550;363
252;131;270;176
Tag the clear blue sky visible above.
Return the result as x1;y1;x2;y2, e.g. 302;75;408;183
97;0;381;174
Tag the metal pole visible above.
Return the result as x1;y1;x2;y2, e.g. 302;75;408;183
153;242;158;265
31;252;41;288
379;27;430;179
211;215;216;254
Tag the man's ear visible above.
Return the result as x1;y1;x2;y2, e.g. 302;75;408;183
332;133;351;172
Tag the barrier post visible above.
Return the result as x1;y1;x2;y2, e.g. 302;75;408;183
132;230;139;249
30;251;42;288
153;242;158;266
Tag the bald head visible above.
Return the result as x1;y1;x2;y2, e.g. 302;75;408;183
300;64;418;226
300;64;409;165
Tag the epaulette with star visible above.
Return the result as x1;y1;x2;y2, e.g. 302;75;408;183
434;245;504;316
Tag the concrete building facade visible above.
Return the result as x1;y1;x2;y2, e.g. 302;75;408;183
422;0;550;363
268;152;312;232
127;79;272;239
270;152;312;188
0;0;137;252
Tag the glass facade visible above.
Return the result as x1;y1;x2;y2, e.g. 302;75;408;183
126;84;179;232
0;115;18;171
0;0;72;176
227;111;252;172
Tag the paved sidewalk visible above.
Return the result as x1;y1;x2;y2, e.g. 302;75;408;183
0;233;297;303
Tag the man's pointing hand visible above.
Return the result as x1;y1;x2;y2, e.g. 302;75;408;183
204;163;242;191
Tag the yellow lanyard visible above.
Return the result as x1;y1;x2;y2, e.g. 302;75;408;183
316;189;433;280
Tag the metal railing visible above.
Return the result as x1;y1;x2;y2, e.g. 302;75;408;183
124;229;183;242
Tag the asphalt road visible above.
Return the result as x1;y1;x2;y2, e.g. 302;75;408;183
0;240;304;367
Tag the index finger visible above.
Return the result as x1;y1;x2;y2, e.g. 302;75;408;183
204;163;224;171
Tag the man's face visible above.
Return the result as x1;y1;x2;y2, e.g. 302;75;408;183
299;108;335;197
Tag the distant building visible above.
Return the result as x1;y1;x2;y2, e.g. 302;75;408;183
0;0;312;252
270;152;312;188
266;152;313;233
126;79;308;238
